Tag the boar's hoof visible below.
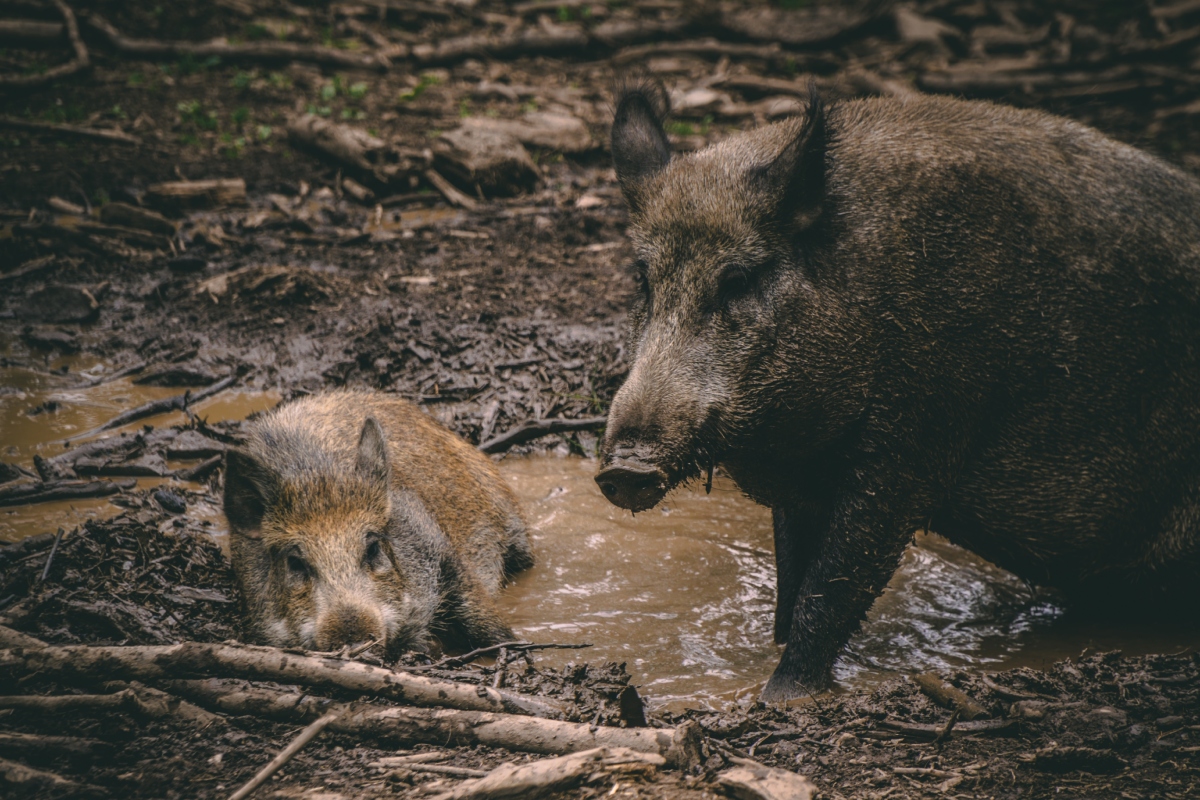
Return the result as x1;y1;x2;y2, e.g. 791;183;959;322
761;666;830;705
595;460;669;512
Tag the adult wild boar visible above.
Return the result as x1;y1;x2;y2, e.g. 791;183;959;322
224;390;532;657
594;83;1200;701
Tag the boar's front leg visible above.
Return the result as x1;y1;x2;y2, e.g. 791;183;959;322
762;482;919;703
772;506;826;645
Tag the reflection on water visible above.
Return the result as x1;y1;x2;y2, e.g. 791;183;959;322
0;357;279;543
499;455;1200;709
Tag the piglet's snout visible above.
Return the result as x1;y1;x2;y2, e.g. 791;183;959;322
316;604;384;650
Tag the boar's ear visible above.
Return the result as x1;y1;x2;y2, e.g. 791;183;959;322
611;78;671;209
223;449;278;537
756;85;826;231
355;418;391;488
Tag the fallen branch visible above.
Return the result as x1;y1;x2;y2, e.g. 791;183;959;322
425;746;666;800
432;640;592;669
0;756;94;795
716;760;817;800
876;717;1015;741
146;178;247;210
0;639;567;718
913;673;988;720
0;115;140;145
229;712;339;800
0;478;133;508
0;684;221;726
479;417;607;454
0;731;112;760
0;0;88;88
170;678;702;768
287;114;418;183
424;168;478;210
174;454;223;483
87;14;389;71
0;19;64;47
69;372;241;441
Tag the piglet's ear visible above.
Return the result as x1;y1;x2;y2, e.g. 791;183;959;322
754;85;826;232
611;78;671;210
223;449;278;538
355;417;391;488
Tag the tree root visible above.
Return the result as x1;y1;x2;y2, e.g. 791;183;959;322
0;0;87;89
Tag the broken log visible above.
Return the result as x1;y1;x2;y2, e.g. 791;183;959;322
913;673;989;720
87;14;389;71
229;712;339;800
145;178;246;210
169;678;702;768
424;746;665;800
0;115;140;145
0;478;132;508
0;756;95;795
717;760;817;800
286;114;407;183
876;717;1016;740
70;372;240;440
0;639;567;718
0;0;88;88
479;417;607;454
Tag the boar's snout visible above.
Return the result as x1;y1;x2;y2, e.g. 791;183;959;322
315;603;384;651
595;450;669;512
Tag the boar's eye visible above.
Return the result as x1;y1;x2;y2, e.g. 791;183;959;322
716;264;753;301
286;551;310;579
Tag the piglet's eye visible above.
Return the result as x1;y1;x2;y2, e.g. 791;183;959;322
364;538;387;570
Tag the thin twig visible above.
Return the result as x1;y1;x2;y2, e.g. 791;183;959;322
0;116;141;145
68;372;241;442
228;712;340;800
0;0;89;88
38;528;65;583
479;417;607;454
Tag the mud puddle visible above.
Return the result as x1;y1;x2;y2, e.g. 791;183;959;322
0;357;278;542
4;373;1199;709
498;456;1200;709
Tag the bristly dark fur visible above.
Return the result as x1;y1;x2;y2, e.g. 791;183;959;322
610;73;670;122
599;84;1200;705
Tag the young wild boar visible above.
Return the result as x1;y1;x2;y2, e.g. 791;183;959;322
224;390;532;657
595;82;1200;701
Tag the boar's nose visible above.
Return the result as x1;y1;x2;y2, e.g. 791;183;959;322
316;605;382;651
595;457;669;512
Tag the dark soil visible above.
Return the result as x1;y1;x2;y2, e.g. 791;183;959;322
3;0;1200;797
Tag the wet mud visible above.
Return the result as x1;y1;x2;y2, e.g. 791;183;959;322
4;0;1200;797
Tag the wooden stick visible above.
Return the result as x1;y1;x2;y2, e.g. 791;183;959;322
0;115;140;145
229;712;339;800
68;372;240;441
0;756;92;794
0;731;111;759
170;679;702;769
876;717;1015;740
425;746;666;800
0;478;133;508
479;417;607;454
913;673;988;720
0;640;567;718
0;0;88;88
403;763;488;778
87;14;388;71
424;168;479;211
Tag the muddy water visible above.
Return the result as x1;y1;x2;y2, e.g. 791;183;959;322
498;456;1200;709
4;367;1199;708
0;357;279;542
